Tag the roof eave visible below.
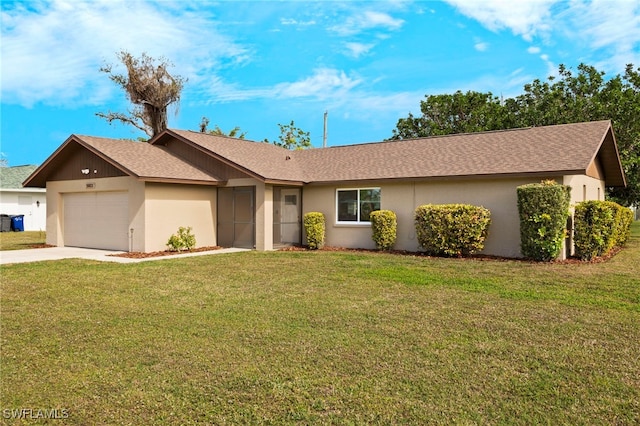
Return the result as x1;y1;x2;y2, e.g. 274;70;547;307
139;177;219;186
304;171;581;186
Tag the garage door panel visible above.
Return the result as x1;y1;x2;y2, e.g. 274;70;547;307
64;192;129;251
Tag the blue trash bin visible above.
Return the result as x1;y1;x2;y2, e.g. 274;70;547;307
10;215;24;232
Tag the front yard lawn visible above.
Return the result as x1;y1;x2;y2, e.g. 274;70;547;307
0;231;47;251
1;223;639;424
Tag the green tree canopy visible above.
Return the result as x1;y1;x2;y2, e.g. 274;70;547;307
97;50;186;139
199;117;247;139
264;120;311;150
390;63;640;207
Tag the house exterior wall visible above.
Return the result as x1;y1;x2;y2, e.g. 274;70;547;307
0;189;47;231
302;176;599;259
143;183;217;252
45;176;145;250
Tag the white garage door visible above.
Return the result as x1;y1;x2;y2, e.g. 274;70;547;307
64;192;129;251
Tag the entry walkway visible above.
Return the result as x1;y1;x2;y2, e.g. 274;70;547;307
0;247;248;265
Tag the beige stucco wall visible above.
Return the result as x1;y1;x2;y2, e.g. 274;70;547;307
45;176;145;249
143;183;216;252
302;176;601;259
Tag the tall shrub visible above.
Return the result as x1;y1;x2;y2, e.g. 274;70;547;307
414;204;491;256
303;212;325;249
370;210;397;250
517;180;571;261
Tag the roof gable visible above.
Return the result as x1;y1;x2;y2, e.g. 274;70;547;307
24;135;221;187
153;130;307;184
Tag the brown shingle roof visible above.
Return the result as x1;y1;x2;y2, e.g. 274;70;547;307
24;120;626;188
77;135;220;183
294;120;623;184
163;129;306;183
24;135;220;187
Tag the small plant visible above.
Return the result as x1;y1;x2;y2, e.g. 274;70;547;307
370;210;397;251
303;212;325;249
167;226;196;252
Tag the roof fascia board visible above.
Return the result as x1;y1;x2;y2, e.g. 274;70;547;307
139;177;219;186
304;171;579;186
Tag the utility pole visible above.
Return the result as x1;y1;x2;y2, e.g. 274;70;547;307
323;110;328;148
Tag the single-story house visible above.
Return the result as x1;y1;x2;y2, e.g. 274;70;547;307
24;120;626;259
1;165;47;231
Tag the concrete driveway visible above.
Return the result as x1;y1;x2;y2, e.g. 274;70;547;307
0;246;247;265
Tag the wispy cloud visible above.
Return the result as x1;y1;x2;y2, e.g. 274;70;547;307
329;10;404;36
445;0;639;72
0;0;247;108
474;40;489;52
563;0;640;71
201;68;363;104
445;0;555;41
280;18;316;27
344;42;375;58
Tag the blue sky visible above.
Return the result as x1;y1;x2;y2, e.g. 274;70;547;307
2;0;639;167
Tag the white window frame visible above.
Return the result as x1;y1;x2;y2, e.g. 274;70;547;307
335;187;381;225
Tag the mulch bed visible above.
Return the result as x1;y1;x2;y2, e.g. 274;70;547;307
109;246;222;259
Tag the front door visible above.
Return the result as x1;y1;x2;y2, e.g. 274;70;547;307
273;187;301;245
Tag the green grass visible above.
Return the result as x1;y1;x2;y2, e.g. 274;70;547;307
0;231;46;251
1;223;639;424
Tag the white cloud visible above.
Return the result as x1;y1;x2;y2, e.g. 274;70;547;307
474;41;489;52
200;68;362;104
344;42;375;58
0;0;247;108
445;0;555;41
275;68;362;100
329;10;404;36
527;46;541;54
281;18;316;27
563;0;640;71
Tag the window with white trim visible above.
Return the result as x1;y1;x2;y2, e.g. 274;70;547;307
336;188;381;223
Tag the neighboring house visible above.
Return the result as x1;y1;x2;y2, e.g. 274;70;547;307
1;165;47;231
24;120;626;259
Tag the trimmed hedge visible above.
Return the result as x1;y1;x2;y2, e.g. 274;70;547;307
414;204;491;257
574;200;633;260
370;210;397;251
303;212;325;250
517;181;571;261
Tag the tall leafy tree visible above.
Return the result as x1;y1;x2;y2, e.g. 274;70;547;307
390;91;510;139
390;63;640;207
264;120;311;150
97;50;186;139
